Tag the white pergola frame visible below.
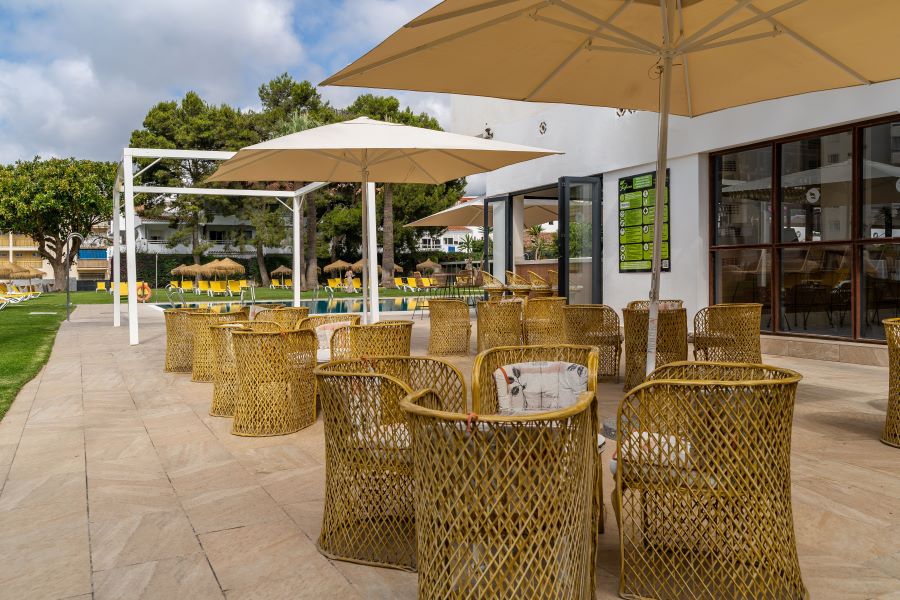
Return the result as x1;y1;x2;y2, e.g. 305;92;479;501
112;148;326;345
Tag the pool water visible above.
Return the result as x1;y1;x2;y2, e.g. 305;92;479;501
156;297;430;313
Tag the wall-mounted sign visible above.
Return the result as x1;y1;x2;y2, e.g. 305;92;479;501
618;170;670;273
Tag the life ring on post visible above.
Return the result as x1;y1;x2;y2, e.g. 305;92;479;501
136;282;152;303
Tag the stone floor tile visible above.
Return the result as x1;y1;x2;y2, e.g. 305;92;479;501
90;509;201;571
6;443;85;481
88;477;180;522
333;559;416;599
93;553;223;600
281;500;323;542
181;484;287;534
0;471;86;511
231;444;320;476
258;465;325;505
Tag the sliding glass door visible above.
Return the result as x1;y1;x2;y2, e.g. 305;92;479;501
558;177;601;304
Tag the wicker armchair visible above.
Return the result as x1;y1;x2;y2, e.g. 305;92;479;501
313;358;465;570
523;296;566;345
564;304;622;379
622;306;687;391
164;307;208;373
231;329;318;436
428;299;471;355
693;303;763;363
330;320;413;360
209;320;281;417
505;270;531;299
883;318;900;448
626;299;683;310
547;269;559;294
187;309;249;382
481;270;506;300
296;313;362;331
254;306;310;329
476;300;523;352
527;270;552;298
615;362;806;600
401;389;596;599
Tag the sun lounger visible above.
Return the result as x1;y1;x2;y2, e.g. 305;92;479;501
228;281;241;295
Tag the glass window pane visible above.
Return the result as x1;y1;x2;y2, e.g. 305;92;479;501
566;182;595;305
713;147;772;245
861;121;900;239
780;245;851;337
780;132;853;242
860;244;900;340
712;248;772;332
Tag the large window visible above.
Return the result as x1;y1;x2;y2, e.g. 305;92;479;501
711;118;900;342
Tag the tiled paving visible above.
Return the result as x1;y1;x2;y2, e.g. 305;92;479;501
0;303;898;599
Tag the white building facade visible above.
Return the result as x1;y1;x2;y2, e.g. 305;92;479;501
450;80;900;355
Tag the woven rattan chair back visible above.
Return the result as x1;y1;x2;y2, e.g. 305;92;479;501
622;307;687;391
480;270;506;300
527;270;553;298
523;296;566;345
505;270;531;299
563;304;622;378
615;361;806;600
231;329;317;436
187;309;249;382
254;306;310;329
626;298;683;310
693;303;762;363
313;364;419;570
164;308;209;373
883;318;900;447
472;344;599;414
475;300;523;352
330;320;413;360
295;314;361;331
401;389;596;599
210;320;281;417
427;299;471;355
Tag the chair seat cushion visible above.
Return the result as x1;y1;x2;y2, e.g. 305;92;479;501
315;321;352;350
493;361;588;413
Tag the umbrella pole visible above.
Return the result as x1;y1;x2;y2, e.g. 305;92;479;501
360;170;370;324
646;52;673;376
366;180;379;324
293;194;303;307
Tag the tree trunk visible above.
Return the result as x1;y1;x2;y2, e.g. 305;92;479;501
381;183;395;288
305;193;317;290
51;254;67;291
256;243;270;287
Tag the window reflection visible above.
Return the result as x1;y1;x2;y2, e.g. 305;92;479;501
861;121;900;239
780;132;852;243
780;245;851;337
714;147;772;245
861;244;900;340
713;248;772;331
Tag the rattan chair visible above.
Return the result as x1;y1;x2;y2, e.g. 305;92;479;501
314;357;466;571
626;299;683;309
231;329;318;436
428;299;471;355
622;306;687;391
615;361;806;600
693;303;763;363
187;309;249;382
330;320;413;360
476;300;523;352
523;296;566;345
505;270;532;299
401;389;596;599
547;269;559;294
254;306;310;329
527;270;552;297
883;318;900;448
564;304;622;379
209;320;281;417
164;307;208;373
296;314;362;331
481;270;506;301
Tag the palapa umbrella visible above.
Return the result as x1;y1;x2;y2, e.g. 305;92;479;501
214;257;246;276
271;265;292;287
324;260;352;274
352;258;382;274
416;259;442;274
208;116;559;324
0;260;29;279
323;0;900;371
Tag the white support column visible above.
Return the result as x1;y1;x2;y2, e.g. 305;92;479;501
113;189;121;327
123;152;140;345
366;181;379;324
292;194;303;307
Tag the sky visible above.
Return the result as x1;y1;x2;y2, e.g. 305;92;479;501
0;0;449;165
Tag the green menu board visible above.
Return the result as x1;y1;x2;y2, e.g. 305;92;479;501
618;170;671;273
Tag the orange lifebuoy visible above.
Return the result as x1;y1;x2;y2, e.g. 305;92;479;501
137;282;152;303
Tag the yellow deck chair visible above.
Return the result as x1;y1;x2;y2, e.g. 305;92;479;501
96;281;107;292
168;280;178;289
420;277;434;289
119;282;128;297
352;278;362;293
239;279;249;290
209;281;228;296
198;280;210;295
405;277;419;291
228;280;241;295
284;278;292;288
325;278;340;293
393;277;411;291
182;280;194;292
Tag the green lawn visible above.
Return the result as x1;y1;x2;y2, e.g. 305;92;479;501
0;293;71;420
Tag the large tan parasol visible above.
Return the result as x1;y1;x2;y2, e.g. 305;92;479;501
271;265;292;276
0;260;29;279
352;259;382;274
416;259;442;273
324;260;352;274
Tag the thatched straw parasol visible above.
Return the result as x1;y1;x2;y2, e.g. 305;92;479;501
324;260;352;273
215;257;245;276
271;265;292;276
352;259;382;274
180;264;205;278
393;264;403;273
416;259;442;273
0;260;29;279
170;264;188;276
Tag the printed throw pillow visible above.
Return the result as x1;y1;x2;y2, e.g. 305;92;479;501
315;321;351;351
493;361;588;414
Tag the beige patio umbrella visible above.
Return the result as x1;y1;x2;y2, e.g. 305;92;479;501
0;260;29;279
208;116;559;323
416;259;442;273
213;258;246;277
323;0;900;372
407;197;558;228
323;259;352;274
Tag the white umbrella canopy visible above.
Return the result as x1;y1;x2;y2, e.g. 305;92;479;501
208;116;560;324
407;197;558;228
323;0;900;372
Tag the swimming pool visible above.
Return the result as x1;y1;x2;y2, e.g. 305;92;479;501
155;296;433;313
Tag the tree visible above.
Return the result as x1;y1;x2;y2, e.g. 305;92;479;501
0;158;116;290
235;202;288;287
527;224;545;260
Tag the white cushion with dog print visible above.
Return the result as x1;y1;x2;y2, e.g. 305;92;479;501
493;361;588;414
